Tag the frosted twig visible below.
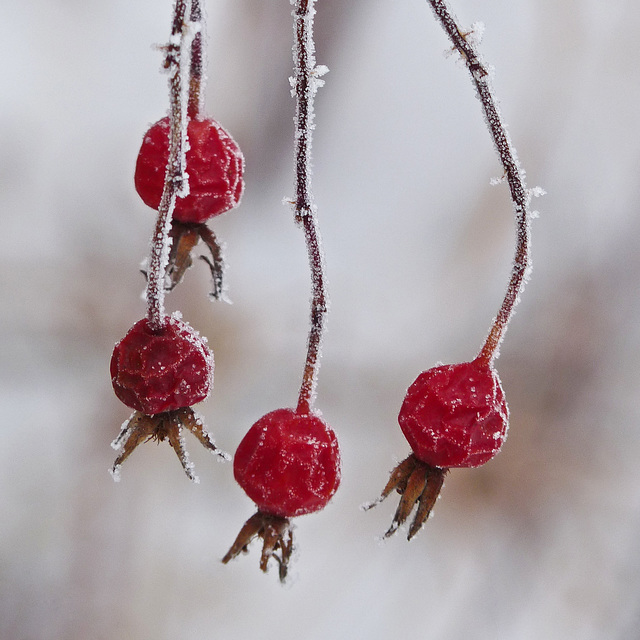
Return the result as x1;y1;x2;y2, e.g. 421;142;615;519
146;0;194;330
426;0;532;363
188;0;205;118
291;0;328;415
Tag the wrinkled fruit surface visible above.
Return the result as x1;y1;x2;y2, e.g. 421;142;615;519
398;359;508;468
234;408;341;518
111;316;213;415
134;116;244;224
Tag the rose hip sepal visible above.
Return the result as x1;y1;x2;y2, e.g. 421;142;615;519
365;358;508;539
135;116;244;299
222;408;341;582
109;314;228;482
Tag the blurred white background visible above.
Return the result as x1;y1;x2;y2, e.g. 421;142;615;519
2;0;640;638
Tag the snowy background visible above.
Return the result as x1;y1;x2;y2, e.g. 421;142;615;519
2;0;640;638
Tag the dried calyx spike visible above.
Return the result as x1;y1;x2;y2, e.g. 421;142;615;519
222;0;340;582
366;0;536;540
136;0;245;299
109;0;228;481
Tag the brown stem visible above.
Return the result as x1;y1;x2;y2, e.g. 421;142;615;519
146;0;192;330
188;0;205;118
426;0;532;364
292;0;327;415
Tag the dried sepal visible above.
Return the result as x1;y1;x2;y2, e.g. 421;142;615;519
165;221;200;291
198;224;226;301
365;454;447;540
140;221;227;299
222;511;294;583
110;407;227;483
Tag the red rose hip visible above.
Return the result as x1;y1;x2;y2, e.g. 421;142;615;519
367;358;509;540
399;359;508;468
223;408;341;580
110;315;213;416
234;408;341;518
134;116;244;224
109;315;226;482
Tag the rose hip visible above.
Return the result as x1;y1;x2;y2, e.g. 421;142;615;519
222;408;341;580
110;315;213;416
134;116;244;224
109;315;225;482
234;408;341;518
367;358;509;539
399;359;508;468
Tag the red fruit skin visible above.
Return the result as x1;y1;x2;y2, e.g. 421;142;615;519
398;359;508;468
234;408;341;518
134;116;244;224
111;316;214;415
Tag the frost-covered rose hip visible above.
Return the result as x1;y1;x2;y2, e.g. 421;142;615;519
134;116;244;224
234;408;341;517
110;315;213;415
223;408;341;580
399;359;508;468
367;358;509;539
365;0;534;546
109;315;226;482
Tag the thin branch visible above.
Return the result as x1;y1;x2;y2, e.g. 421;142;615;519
291;0;328;415
146;0;193;330
188;0;205;118
426;0;532;363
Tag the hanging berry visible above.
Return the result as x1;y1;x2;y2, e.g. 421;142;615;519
110;314;226;482
222;0;340;582
111;315;213;416
222;409;340;580
366;358;508;539
136;115;244;299
399;359;508;469
366;0;536;540
232;409;341;519
135;116;244;225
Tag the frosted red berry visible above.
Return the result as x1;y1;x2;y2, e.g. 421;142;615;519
134;116;244;224
110;315;213;416
398;358;508;468
233;408;341;518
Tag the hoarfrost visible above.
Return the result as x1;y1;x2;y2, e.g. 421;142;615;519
109;465;122;483
529;186;546;199
176;429;200;483
111;416;135;451
467;21;485;46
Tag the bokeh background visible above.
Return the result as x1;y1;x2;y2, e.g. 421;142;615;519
2;0;639;638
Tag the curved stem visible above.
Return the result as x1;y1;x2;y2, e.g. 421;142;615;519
426;0;532;364
146;0;193;330
292;0;328;415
